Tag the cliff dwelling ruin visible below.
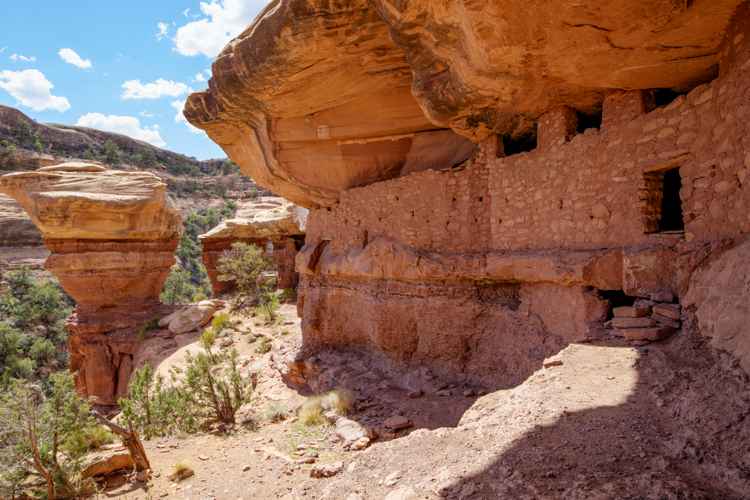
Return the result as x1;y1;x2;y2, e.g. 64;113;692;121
1;1;750;496
183;0;750;386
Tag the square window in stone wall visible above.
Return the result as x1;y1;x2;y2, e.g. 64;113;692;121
641;167;684;233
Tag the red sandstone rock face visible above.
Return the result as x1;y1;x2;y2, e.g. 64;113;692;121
185;0;740;207
200;197;306;294
685;238;750;374
0;162;181;404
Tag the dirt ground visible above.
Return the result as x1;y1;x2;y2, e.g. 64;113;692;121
105;303;750;500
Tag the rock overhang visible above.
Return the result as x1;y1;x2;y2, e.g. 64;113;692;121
185;0;742;208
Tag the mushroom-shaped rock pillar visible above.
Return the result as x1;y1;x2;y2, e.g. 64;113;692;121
0;162;182;405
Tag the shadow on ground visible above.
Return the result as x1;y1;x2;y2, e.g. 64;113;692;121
433;326;750;499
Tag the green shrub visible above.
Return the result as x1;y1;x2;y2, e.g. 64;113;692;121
102;139;120;165
120;336;253;436
210;312;231;334
0;267;73;384
217;243;278;318
119;365;197;439
0;372;99;499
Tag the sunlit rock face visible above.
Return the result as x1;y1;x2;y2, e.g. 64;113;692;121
0;162;181;404
185;0;740;207
184;0;477;207
200;197;307;293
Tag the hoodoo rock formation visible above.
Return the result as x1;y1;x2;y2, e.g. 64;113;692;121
200;197;307;293
186;1;750;386
0;162;181;404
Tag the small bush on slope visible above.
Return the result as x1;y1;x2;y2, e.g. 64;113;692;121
119;329;253;437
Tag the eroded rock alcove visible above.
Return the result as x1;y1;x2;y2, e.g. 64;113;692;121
0;162;181;404
185;0;750;387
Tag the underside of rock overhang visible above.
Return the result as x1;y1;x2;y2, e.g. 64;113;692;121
185;0;742;207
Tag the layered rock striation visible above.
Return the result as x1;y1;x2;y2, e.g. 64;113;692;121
200;197;307;293
0;162;181;404
187;2;750;385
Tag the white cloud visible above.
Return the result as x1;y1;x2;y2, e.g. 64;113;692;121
171;98;202;134
139;110;156;118
76;113;166;147
0;47;6;54
173;0;266;57
121;79;191;100
10;53;36;62
58;48;92;69
194;72;205;83
156;22;169;41
182;8;191;17
0;69;71;112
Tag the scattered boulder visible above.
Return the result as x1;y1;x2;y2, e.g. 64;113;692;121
335;417;372;450
613;305;651;318
159;299;225;334
310;461;344;478
653;303;681;321
80;447;134;479
620;327;675;342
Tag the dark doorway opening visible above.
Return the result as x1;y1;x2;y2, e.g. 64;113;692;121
659;168;684;232
502;127;537;156
576;109;602;133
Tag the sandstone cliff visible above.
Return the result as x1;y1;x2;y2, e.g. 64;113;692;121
0;162;182;404
200;197;307;293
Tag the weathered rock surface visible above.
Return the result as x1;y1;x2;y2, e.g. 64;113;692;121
0;162;181;404
185;0;740;206
0;194;42;247
685;238;750;374
200;197;307;293
159;299;225;335
81;447;135;479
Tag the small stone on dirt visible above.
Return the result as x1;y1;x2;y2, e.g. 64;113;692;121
384;415;413;431
310;461;344;478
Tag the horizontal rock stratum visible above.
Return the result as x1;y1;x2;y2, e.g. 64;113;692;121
185;0;741;207
0;162;181;404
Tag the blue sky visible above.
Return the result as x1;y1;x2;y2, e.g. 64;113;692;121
0;1;269;159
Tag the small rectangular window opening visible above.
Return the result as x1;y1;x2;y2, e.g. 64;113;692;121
643;167;684;233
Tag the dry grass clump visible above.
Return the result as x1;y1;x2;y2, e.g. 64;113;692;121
298;388;356;426
298;397;327;426
169;462;194;482
322;388;354;416
262;403;289;423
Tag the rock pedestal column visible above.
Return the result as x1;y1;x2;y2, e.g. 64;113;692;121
0;162;181;405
